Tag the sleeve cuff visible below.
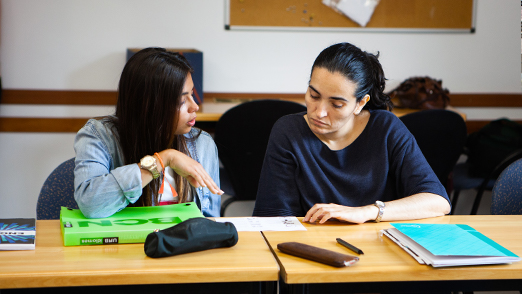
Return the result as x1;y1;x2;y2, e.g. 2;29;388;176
111;163;143;203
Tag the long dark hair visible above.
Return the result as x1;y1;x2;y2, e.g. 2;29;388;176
110;47;198;206
311;42;393;111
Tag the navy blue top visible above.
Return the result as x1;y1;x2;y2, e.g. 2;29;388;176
253;110;450;217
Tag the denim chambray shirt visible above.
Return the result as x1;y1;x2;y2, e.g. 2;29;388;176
73;117;221;218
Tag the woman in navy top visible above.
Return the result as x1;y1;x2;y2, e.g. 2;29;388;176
253;43;451;224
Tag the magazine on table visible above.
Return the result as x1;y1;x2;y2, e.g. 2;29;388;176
0;218;36;250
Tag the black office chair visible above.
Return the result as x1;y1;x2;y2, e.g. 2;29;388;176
466;148;522;215
399;109;467;192
490;158;522;215
450;161;496;214
36;157;78;220
452;118;522;214
214;99;306;216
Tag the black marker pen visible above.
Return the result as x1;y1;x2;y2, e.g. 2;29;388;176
336;238;364;255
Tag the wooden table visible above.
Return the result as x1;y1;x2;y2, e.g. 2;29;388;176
262;215;522;293
0;220;279;291
4;216;516;293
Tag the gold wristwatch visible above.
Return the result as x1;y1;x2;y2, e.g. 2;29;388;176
374;200;385;223
140;155;160;179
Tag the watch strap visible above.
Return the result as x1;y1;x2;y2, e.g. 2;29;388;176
374;201;385;223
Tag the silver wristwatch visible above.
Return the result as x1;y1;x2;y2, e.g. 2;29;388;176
140;155;160;179
374;200;385;223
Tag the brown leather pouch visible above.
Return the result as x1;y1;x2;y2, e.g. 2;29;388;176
277;242;359;267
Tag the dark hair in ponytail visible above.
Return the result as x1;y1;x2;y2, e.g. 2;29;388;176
311;42;393;111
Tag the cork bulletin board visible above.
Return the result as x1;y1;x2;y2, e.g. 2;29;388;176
225;0;476;32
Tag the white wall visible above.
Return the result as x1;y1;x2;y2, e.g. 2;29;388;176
0;0;521;218
1;0;521;93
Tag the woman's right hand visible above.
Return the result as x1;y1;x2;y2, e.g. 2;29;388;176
303;203;377;224
158;149;224;195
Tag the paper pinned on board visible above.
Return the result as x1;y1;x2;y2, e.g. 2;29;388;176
323;0;380;27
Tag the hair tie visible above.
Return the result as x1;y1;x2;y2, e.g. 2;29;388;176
154;152;178;197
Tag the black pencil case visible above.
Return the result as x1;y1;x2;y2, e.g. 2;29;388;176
277;242;359;267
144;217;238;258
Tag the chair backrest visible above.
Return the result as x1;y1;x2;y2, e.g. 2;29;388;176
470;148;522;214
36;157;78;220
400;109;467;189
490;158;522;215
214;100;306;201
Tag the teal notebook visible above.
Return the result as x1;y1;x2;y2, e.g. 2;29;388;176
60;202;204;246
382;223;520;267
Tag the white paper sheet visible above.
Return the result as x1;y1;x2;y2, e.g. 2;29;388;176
323;0;380;27
215;217;307;232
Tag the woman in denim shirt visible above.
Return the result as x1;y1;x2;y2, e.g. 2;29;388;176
74;48;223;218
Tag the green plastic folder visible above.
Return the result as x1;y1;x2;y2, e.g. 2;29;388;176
60;202;204;246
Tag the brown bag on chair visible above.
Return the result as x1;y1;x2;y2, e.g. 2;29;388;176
389;77;450;109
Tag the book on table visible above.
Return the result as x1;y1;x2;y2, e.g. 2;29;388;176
0;218;36;250
60;202;204;246
382;223;520;267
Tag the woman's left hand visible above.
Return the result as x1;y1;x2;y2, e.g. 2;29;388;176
159;149;224;195
303;203;376;224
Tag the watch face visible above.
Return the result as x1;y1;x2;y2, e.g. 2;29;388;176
141;156;154;167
